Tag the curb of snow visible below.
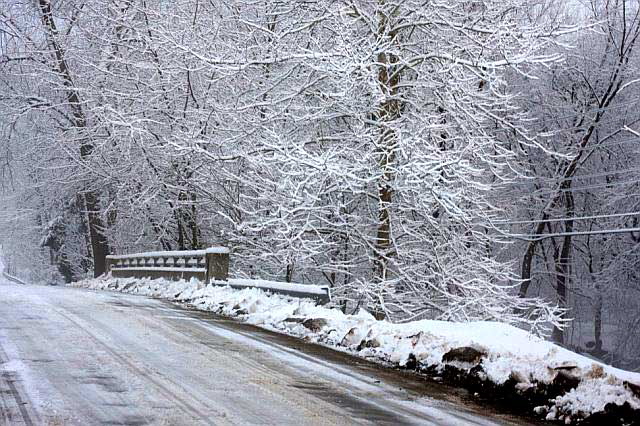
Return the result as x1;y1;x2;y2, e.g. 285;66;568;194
71;276;640;424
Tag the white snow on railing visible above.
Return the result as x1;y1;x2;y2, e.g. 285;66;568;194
216;278;330;296
106;247;229;260
117;267;207;273
0;250;26;285
2;271;26;285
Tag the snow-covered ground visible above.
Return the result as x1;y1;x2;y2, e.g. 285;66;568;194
73;276;640;424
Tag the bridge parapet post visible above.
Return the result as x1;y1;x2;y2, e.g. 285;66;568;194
205;248;230;284
105;256;114;275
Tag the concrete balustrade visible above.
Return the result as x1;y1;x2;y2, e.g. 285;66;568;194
104;247;330;304
105;247;230;285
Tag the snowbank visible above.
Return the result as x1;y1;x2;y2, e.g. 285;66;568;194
71;276;640;424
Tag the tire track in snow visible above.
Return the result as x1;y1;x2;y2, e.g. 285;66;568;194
52;307;224;425
0;344;35;426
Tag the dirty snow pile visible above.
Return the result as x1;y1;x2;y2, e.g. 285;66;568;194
72;276;640;423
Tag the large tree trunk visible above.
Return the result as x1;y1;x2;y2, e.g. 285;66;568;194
594;291;603;354
552;188;574;343
84;190;109;277
38;0;110;277
519;218;547;298
373;4;400;282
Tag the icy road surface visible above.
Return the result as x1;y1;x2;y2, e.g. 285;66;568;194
0;280;539;425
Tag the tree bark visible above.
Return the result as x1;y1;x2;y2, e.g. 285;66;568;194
594;291;603;353
552;188;574;343
374;4;400;282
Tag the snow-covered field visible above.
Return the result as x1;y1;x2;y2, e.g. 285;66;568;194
72;276;640;424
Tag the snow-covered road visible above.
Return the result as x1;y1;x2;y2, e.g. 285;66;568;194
0;280;536;425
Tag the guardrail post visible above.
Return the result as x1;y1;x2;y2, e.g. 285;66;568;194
205;248;229;284
105;257;113;275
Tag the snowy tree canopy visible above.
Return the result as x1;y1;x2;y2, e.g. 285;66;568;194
2;0;640;366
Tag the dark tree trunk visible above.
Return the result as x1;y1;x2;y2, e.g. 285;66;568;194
188;192;201;249
176;209;186;250
594;292;603;353
552;188;574;343
285;263;294;283
373;5;400;282
84;190;109;277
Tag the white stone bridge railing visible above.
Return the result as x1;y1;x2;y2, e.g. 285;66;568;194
106;248;229;283
105;247;330;304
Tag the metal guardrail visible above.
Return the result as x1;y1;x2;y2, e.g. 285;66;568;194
2;271;26;285
215;278;331;305
105;247;330;304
